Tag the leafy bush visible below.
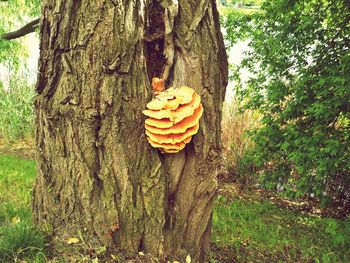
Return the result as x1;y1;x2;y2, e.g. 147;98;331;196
224;0;350;203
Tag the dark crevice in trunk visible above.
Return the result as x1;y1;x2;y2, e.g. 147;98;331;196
165;192;176;229
92;78;103;196
138;236;145;252
60;0;82;50
43;52;62;99
164;58;175;88
144;0;166;81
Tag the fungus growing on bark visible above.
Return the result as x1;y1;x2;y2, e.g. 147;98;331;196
145;104;203;135
143;80;203;153
146;123;200;144
147;138;186;151
143;93;201;122
151;77;165;95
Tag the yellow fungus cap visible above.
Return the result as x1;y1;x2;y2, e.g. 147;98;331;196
161;148;183;154
174;86;195;104
143;93;201;122
145;118;174;129
146;86;195;111
146;123;200;145
147;138;186;151
145;104;203;135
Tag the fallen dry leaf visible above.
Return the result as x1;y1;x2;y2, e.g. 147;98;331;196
66;237;79;244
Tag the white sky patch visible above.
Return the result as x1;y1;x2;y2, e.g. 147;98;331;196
226;40;251;102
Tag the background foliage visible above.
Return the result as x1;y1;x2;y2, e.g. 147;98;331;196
0;0;40;142
224;0;350;204
0;0;40;63
0;80;35;142
219;0;263;7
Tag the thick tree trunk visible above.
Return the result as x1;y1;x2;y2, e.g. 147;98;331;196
33;0;227;262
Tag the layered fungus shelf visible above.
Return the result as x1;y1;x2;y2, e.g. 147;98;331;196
143;84;203;153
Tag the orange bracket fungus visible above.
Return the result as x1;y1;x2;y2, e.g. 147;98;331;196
143;78;203;154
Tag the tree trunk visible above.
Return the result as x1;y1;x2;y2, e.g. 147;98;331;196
33;0;227;262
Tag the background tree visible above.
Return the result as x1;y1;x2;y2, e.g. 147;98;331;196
224;0;350;205
32;0;227;262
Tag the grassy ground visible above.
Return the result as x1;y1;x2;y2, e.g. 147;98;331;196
0;154;349;262
0;155;45;262
212;195;350;262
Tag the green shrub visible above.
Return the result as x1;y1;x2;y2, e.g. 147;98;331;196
224;0;350;201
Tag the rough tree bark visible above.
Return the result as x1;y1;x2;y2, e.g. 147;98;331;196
33;0;227;262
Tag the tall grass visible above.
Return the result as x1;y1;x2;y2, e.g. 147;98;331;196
221;96;259;182
0;81;35;143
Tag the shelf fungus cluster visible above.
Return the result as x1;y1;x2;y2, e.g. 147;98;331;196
143;80;203;154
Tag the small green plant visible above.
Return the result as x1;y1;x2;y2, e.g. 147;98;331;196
324;217;350;249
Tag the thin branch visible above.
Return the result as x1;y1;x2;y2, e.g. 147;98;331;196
1;18;40;40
